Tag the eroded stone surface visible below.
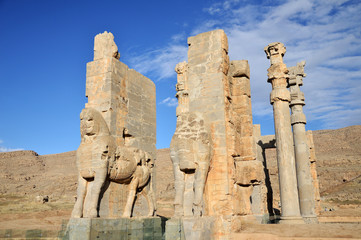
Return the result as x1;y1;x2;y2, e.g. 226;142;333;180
289;61;318;222
72;31;156;219
170;30;266;238
265;42;303;224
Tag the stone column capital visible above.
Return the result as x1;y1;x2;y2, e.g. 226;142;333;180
265;42;288;82
288;61;306;86
264;42;286;64
289;61;307;107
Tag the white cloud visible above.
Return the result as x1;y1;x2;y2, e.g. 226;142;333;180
128;0;361;130
0;146;24;152
159;97;178;107
200;0;361;129
0;139;23;152
128;43;187;81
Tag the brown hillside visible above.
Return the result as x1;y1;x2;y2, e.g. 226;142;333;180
0;125;360;232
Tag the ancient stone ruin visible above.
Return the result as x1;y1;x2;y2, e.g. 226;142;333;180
66;32;159;239
67;30;321;240
165;33;320;239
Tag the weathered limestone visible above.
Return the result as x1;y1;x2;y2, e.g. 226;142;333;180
64;217;163;240
253;125;275;221
264;42;303;224
255;131;321;221
307;130;322;214
169;30;267;239
71;31;156;219
228;61;267;221
288;61;318;223
170;112;212;217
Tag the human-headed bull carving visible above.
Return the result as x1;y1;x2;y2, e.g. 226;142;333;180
71;108;154;218
170;112;212;217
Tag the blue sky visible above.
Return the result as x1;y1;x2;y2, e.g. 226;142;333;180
0;0;360;155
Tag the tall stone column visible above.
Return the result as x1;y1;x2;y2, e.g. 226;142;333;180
288;62;317;223
264;42;303;224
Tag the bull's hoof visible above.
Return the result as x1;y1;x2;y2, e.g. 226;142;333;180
122;212;131;218
193;206;202;217
88;208;98;218
71;208;82;218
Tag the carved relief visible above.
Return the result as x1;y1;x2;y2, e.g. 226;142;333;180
170;112;211;217
170;62;211;217
71;108;155;218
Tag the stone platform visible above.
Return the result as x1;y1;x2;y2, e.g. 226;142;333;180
165;217;215;240
63;217;164;240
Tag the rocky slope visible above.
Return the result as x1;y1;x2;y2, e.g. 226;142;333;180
0;125;360;218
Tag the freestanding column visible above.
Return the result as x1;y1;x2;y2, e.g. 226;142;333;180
288;61;317;223
264;42;303;224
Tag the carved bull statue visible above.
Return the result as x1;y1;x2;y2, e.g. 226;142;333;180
170;112;212;217
71;108;154;218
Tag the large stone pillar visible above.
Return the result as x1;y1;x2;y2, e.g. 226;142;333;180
264;42;303;224
288;61;318;223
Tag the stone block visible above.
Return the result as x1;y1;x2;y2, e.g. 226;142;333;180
65;218;92;240
188;29;228;52
65;217;163;240
234;160;263;185
233;185;253;216
229;60;250;78
231;76;251;97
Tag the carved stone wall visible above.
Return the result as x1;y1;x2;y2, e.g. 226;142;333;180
170;30;267;238
76;31;156;218
186;30;232;219
86;32;156;158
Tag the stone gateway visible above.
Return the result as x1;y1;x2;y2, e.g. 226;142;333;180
67;30;320;240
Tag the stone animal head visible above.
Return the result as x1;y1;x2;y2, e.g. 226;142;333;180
80;108;110;140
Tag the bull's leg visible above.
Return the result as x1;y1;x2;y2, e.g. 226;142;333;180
193;161;209;217
183;172;195;217
147;178;156;216
140;187;155;217
84;167;107;218
173;163;185;217
71;175;88;218
123;177;139;218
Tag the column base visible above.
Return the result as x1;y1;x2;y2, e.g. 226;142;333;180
278;216;304;224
